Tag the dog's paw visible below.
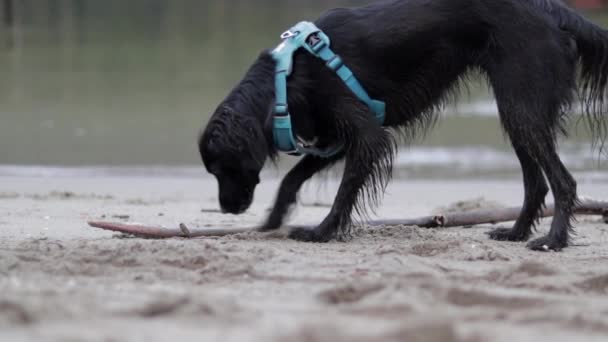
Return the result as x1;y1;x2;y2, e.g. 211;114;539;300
258;211;287;232
487;227;529;242
527;235;567;252
258;221;281;232
288;227;332;243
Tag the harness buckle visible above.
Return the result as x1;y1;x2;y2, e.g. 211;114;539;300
307;33;326;53
306;33;321;47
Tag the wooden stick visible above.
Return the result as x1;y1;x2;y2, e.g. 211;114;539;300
88;221;252;238
367;198;608;228
88;198;608;239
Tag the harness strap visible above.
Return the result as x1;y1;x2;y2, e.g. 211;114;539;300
271;21;385;157
304;33;386;124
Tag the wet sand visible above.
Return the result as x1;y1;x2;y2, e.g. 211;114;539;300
1;174;608;342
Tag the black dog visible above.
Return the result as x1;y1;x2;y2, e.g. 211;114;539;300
199;0;608;251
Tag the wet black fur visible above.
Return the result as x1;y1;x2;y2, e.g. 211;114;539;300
199;0;608;250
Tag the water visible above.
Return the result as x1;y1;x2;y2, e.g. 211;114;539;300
0;0;606;179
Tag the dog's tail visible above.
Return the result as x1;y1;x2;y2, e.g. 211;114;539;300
534;0;608;152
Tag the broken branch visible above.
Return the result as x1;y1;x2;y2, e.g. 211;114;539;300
88;221;252;238
368;198;608;228
88;198;608;239
367;198;608;228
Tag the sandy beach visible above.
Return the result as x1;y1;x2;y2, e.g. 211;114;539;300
1;172;608;342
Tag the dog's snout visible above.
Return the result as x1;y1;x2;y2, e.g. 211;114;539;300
220;205;248;215
219;192;251;215
220;202;249;215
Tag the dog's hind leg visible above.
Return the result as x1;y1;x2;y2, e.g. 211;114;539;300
491;114;576;251
488;130;549;242
484;45;578;251
259;155;340;231
526;149;577;251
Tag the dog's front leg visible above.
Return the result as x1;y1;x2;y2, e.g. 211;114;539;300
288;122;394;242
259;154;341;232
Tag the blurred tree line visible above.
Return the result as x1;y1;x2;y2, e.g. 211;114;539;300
0;0;370;49
571;0;608;9
2;0;606;30
0;0;606;65
1;0;606;36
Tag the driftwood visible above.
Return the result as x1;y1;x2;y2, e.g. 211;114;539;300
88;198;608;239
367;198;608;228
88;221;250;239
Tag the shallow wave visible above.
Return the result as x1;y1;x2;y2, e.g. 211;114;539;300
444;100;589;118
0;165;205;179
395;143;604;171
0;144;604;180
446;100;498;117
396;146;516;169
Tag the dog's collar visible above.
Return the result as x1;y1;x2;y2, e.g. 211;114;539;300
270;21;386;157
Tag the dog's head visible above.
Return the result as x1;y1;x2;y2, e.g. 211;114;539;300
198;107;268;214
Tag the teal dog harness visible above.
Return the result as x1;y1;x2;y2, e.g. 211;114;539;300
271;21;386;157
